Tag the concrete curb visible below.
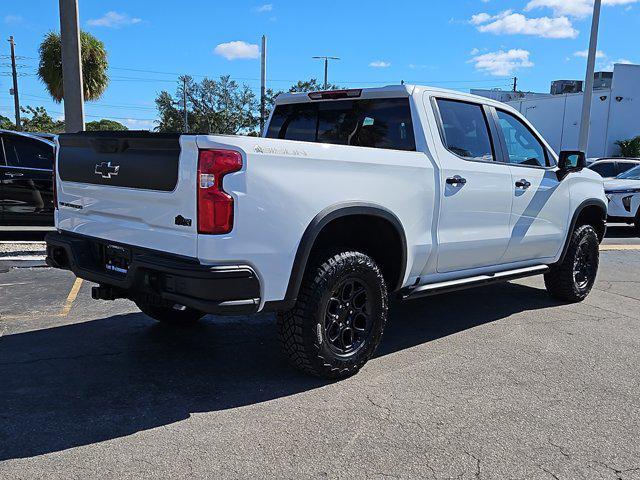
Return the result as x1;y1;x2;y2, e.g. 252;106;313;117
0;256;48;269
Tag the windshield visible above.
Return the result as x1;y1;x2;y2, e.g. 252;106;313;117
616;165;640;180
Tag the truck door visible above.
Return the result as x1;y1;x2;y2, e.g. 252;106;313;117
0;134;55;226
431;98;513;273
491;109;571;263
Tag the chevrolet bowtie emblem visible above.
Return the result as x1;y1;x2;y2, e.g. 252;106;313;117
94;161;120;179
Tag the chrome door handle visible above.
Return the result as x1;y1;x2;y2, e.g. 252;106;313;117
446;175;467;186
515;179;531;189
4;172;23;178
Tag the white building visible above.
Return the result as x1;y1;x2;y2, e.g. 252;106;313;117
472;63;640;158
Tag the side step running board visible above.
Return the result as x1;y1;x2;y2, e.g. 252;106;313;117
400;265;549;301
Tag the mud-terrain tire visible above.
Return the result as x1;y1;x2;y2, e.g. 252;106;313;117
544;224;599;303
277;251;388;379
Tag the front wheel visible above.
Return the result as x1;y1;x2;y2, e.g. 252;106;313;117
136;300;206;325
544;224;600;303
277;251;388;379
634;211;640;237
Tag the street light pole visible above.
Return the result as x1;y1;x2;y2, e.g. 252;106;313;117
578;0;602;155
59;0;85;133
312;56;340;90
260;35;267;133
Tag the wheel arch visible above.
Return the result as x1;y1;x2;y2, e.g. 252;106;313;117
556;199;607;265
266;202;408;311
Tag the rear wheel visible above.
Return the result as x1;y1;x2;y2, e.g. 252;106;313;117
136;301;205;325
544;224;599;303
277;251;388;379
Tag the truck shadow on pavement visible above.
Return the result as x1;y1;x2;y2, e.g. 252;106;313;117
0;282;558;460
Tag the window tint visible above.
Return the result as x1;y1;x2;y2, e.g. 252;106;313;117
496;111;547;167
2;135;54;170
265;103;317;143
589;162;617;178
617;162;639;176
266;98;416;151
436;99;494;161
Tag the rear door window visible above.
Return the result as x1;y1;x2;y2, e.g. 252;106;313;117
2;135;54;170
266;98;416;151
436;99;494;162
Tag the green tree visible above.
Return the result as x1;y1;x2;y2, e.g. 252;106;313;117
86;119;128;131
38;31;109;103
19;106;65;133
288;78;340;93
0;114;16;130
264;78;342;114
616;136;640;158
156;75;259;134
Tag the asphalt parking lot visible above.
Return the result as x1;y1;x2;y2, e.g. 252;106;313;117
1;228;639;479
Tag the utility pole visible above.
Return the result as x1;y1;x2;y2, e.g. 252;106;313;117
513;77;518;93
8;36;21;130
312;56;340;90
578;0;602;155
59;0;85;132
183;77;188;133
260;35;267;134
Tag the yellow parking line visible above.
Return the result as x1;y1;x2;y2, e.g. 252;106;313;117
601;245;640;251
58;278;83;317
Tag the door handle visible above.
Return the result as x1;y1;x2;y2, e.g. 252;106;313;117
4;172;23;178
446;175;467;186
515;179;531;189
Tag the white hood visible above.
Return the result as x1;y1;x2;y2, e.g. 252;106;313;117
604;178;640;192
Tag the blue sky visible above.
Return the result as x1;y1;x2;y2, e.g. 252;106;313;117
1;0;639;130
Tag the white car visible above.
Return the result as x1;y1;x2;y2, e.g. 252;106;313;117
605;165;640;235
46;85;606;379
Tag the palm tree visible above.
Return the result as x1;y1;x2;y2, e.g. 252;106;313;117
37;31;109;103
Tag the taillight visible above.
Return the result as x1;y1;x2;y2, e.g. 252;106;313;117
197;149;242;234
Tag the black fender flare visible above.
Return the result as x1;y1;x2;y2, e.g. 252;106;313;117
556;199;607;265
264;202;408;312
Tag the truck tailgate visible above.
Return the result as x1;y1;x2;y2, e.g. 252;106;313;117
56;132;200;258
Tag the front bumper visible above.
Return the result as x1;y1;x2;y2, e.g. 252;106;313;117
45;231;261;315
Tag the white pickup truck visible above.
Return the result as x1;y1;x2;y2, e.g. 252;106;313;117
46;85;607;379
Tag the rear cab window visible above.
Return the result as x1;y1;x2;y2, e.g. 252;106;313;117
266;98;416;151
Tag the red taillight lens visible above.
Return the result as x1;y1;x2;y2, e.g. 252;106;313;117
197;149;242;234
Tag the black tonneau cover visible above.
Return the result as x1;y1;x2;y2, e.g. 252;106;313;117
57;131;181;191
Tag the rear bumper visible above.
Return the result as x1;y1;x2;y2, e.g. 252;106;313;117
45;231;261;315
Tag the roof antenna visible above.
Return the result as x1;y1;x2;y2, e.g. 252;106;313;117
401;80;405;85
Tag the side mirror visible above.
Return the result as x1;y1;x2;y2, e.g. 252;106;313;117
558;151;586;172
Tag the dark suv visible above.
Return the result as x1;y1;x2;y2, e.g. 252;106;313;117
0;130;56;226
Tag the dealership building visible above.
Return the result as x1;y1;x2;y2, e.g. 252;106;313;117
473;63;640;159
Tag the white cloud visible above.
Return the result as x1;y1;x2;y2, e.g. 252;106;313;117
602;58;634;70
574;49;606;58
469;49;534;76
253;4;273;12
369;61;391;68
526;0;639;18
214;41;259;60
471;10;578;38
3;14;23;24
87;11;142;28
